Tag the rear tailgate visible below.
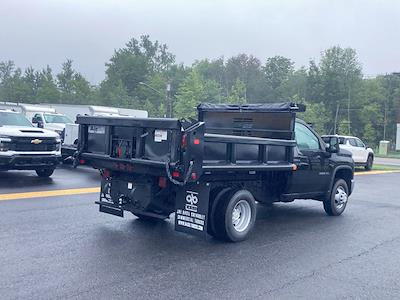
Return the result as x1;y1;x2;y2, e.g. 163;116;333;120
76;116;184;176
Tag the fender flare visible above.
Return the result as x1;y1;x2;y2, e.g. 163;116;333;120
328;165;354;196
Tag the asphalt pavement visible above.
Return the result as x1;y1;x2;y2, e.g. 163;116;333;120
375;156;400;166
1;166;400;299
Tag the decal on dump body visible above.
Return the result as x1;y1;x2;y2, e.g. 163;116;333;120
175;183;210;237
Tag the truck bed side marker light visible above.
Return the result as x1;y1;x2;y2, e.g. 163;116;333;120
79;159;85;165
194;138;200;145
158;177;167;188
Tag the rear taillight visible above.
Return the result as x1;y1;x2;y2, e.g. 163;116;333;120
181;134;187;148
103;169;111;178
172;171;180;178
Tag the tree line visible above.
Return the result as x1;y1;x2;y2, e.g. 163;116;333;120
1;35;399;147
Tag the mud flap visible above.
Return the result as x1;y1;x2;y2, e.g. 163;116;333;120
175;182;210;237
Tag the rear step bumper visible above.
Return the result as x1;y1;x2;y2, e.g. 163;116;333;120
95;201;169;219
96;201;124;217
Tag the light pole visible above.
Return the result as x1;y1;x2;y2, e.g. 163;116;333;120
139;82;172;117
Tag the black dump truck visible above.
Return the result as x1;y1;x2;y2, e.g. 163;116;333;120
75;103;354;242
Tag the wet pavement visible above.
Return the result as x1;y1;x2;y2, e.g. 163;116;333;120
0;166;400;299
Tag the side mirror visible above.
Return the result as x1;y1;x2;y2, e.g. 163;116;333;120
326;136;340;153
32;117;44;128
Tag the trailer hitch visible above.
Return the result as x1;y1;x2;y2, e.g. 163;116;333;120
165;160;194;186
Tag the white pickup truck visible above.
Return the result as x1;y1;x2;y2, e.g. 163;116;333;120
22;105;73;138
323;135;374;170
0;110;61;177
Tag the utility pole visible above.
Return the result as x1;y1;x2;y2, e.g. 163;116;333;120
384;102;387;140
347;87;351;135
166;83;171;118
139;82;172;118
334;102;340;134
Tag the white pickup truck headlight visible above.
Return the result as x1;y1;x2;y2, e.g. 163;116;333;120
56;138;62;151
0;135;11;151
0;135;11;142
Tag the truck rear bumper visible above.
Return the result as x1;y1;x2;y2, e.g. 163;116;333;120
0;154;60;170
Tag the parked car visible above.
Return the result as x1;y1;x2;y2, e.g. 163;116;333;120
322;135;374;170
0;109;61;177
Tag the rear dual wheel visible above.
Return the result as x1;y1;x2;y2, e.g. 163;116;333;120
209;189;256;242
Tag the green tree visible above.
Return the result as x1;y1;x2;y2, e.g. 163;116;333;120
174;69;223;118
264;56;294;100
36;66;60;103
57;59;92;104
226;79;246;104
306;46;362;133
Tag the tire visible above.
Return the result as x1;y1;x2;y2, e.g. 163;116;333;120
365;155;373;171
323;179;349;216
213;189;256;242
35;168;55;178
207;187;232;237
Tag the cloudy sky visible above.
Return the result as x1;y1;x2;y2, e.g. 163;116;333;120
0;0;399;83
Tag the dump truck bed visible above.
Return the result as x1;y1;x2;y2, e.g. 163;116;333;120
76;103;300;182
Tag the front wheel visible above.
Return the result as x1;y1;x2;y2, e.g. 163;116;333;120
213;189;256;242
35;168;55;178
365;155;373;171
323;179;349;216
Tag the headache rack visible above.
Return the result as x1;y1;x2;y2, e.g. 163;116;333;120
76;102;301;183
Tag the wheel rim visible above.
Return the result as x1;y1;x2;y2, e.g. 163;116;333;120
231;200;252;232
334;186;348;210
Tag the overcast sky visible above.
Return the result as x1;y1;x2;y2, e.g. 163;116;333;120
0;0;399;83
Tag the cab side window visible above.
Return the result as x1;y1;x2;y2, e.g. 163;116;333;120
295;123;320;151
348;138;357;147
355;138;365;148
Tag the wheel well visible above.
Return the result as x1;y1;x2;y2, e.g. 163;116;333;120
368;153;374;159
334;168;353;191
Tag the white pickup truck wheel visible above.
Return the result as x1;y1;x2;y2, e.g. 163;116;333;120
365;155;373;171
35;168;55;178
